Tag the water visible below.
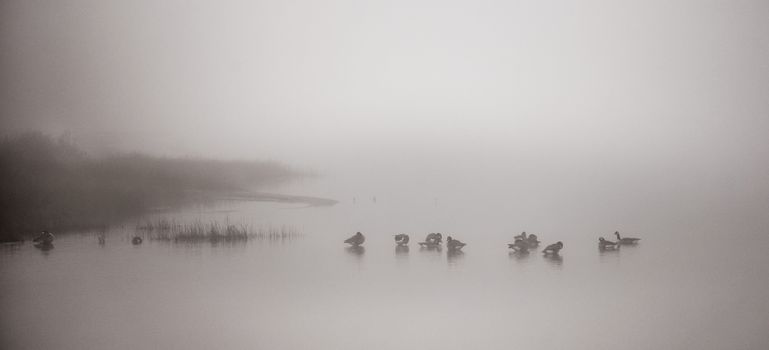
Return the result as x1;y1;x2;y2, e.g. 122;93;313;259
2;179;769;350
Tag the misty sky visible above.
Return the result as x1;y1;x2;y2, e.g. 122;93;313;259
1;0;768;180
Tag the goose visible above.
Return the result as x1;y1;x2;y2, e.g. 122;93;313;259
419;233;442;247
446;236;466;250
344;232;365;246
614;231;640;245
394;234;410;246
542;241;563;254
508;238;529;253
33;231;55;245
526;234;540;247
598;237;618;249
428;233;443;244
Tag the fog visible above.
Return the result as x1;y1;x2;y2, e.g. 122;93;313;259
3;0;768;229
3;2;769;349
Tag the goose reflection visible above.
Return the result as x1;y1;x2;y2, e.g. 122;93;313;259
598;243;620;256
598;243;621;263
34;242;54;254
508;249;530;261
419;244;442;252
447;249;464;264
345;245;365;256
395;245;409;257
543;253;563;266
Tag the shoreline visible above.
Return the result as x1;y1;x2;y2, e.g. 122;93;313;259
0;190;337;243
217;191;339;207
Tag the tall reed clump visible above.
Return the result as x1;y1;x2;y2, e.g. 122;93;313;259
136;219;301;243
0;132;298;242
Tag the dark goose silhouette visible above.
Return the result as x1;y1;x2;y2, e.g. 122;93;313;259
394;234;410;246
344;232;365;246
598;237;619;250
526;234;540;248
508;238;529;253
446;236;466;250
418;233;442;247
614;231;640;245
33;231;54;245
542;241;563;254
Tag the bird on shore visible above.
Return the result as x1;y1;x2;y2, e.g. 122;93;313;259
542;241;563;254
598;237;618;249
514;231;527;240
614;231;640;245
508;238;529;253
394;234;409;246
33;230;55;245
446;236;466;250
344;232;365;246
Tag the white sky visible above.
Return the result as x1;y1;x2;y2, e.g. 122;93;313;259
2;0;768;177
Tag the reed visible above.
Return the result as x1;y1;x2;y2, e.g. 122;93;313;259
136;219;301;243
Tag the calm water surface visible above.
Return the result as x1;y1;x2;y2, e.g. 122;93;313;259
2;181;769;350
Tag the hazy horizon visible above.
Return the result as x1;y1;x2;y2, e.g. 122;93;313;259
2;0;768;222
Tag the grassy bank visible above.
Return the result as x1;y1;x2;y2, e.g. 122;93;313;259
0;132;299;241
136;219;301;243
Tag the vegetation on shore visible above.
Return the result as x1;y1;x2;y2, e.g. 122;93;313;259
136;218;301;243
0;132;299;242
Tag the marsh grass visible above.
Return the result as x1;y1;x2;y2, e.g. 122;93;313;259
136;219;301;243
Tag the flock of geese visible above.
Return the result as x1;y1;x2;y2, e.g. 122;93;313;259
344;231;641;254
31;229;640;255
